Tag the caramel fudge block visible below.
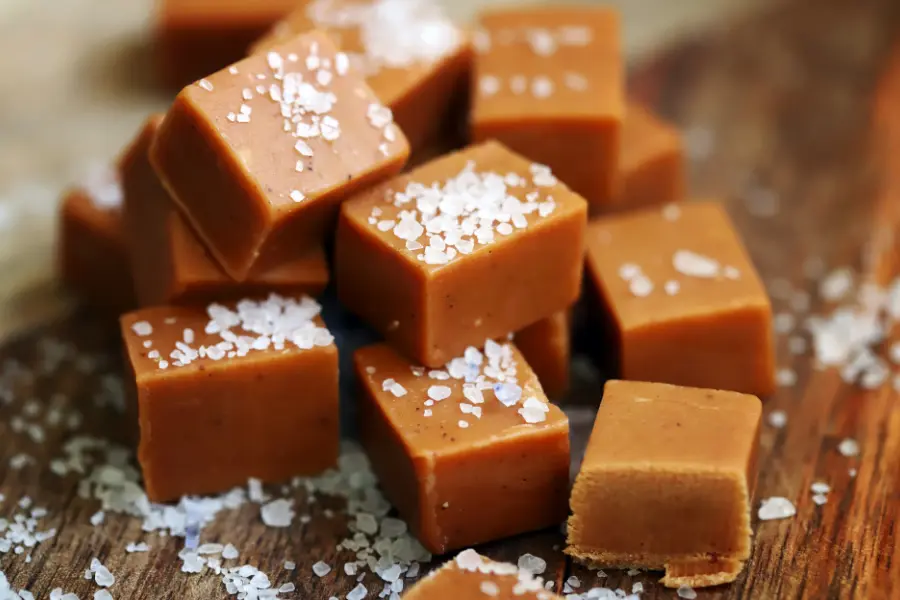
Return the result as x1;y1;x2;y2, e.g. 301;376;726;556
121;294;338;501
151;30;410;281
613;103;685;213
585;202;775;396
253;0;471;152
156;0;298;89
567;380;762;588
515;311;570;399
405;550;563;600
57;166;135;313
121;115;329;307
356;341;570;554
471;7;623;210
337;141;587;368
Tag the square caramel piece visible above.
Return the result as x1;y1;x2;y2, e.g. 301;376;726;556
151;30;410;281
612;103;685;214
404;550;562;600
515;310;570;399
120;294;338;502
337;141;587;368
156;0;298;89
585;202;775;396
567;380;762;588
57;166;135;313
355;340;570;554
252;0;471;152
121;115;329;307
471;6;623;210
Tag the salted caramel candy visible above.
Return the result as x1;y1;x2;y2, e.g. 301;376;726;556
355;341;570;554
337;141;587;368
253;0;471;152
121;115;328;307
156;0;298;89
585;202;775;396
404;549;563;600
515;311;570;399
471;6;623;210
151;30;410;280
613;103;685;213
121;294;338;501
57;166;135;313
567;380;762;588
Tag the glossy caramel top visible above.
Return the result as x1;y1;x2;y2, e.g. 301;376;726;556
341;141;587;274
355;341;567;457
585;202;771;329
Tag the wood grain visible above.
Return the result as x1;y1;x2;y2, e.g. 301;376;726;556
3;0;900;598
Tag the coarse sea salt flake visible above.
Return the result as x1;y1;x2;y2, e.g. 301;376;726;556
131;321;152;336
758;496;796;521
198;79;213;91
838;438;859;457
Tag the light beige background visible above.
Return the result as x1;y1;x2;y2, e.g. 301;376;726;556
0;0;759;338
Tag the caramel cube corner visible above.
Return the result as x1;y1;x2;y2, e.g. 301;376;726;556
515;310;571;399
355;341;570;554
567;380;762;588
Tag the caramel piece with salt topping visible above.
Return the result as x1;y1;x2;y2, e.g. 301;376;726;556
567;380;761;588
355;341;569;554
585;202;775;396
471;6;623;210
121;115;329;307
612;103;685;213
151;30;410;281
57;167;135;313
121;295;338;501
515;311;570;399
405;550;563;600
156;0;298;89
252;0;471;152
337;141;587;368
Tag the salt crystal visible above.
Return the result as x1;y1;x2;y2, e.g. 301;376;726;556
812;494;828;506
767;410;788;428
480;581;500;596
131;321;152;336
427;385;451;401
313;561;332;577
94;592;113;600
284;560;296;570
677;585;697;599
347;583;368;600
664;280;680;296
810;481;831;494
672;250;720;278
90;511;105;526
776;368;797;387
838;438;859;457
198;79;214;91
758;496;796;520
820;268;854;302
260;499;295;528
517;553;546;574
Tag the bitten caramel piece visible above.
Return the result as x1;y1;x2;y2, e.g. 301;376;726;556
121;115;329;307
613;103;685;213
57;166;135;313
515;311;570;399
121;294;338;502
355;341;570;554
405;550;563;599
156;0;298;89
567;380;762;588
151;30;410;281
253;0;470;152
471;6;623;210
585;202;775;396
337;141;587;368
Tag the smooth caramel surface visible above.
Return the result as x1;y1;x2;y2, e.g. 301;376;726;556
471;6;622;207
337;141;586;367
567;380;761;587
356;341;570;553
252;0;471;151
121;115;329;306
515;310;570;399
151;30;409;280
585;201;775;396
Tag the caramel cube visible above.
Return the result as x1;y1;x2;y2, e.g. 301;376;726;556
151;30;410;281
585;202;775;396
337;141;587;368
567;380;761;587
156;0;298;89
121;115;329;307
404;550;562;600
515;311;570;399
471;7;623;210
355;341;570;554
613;103;685;213
57;167;135;313
120;294;338;501
252;0;471;152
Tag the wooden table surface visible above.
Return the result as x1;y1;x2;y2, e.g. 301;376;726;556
3;0;900;599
